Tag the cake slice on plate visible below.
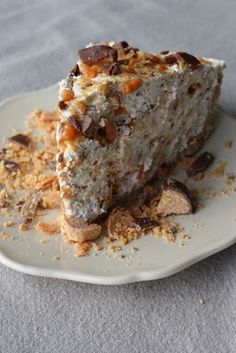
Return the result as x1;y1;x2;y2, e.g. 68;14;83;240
57;41;225;242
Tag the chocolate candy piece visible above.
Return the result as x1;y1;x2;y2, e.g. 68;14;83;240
134;217;159;229
0;158;19;172
157;178;195;216
58;101;68;110
119;41;129;48
70;64;80;76
160;50;169;55
187;152;214;177
164;54;178;65
8;133;31;148
176;51;201;67
78;45;118;64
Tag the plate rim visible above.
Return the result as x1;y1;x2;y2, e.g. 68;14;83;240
0;234;235;284
0;85;235;285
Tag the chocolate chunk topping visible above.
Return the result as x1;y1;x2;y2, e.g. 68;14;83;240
0;158;19;172
16;191;40;223
57;152;64;163
70;63;80;76
119;41;129;48
164;54;178;65
78;45;118;64
67;116;82;132
58;101;68;110
124;46;139;54
134;218;159;229
8;134;31;148
176;51;201;67
157;178;195;216
187;152;215;177
160;50;169;55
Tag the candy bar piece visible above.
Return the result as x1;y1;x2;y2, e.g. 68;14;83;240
57;41;225;241
157;179;195;216
8;134;31;148
187;152;215;177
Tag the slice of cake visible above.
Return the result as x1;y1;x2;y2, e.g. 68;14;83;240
57;41;225;242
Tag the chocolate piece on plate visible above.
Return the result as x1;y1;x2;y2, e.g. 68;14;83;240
134;217;159;230
187;152;215;177
8;134;31;148
157;178;195;216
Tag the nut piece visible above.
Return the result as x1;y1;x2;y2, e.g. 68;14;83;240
61;215;102;243
157;178;195;216
187;152;215;177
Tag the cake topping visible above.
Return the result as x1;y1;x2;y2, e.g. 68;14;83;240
176;51;201;67
164;54;178;65
78;45;118;64
8;133;31;148
157;178;195;216
0;158;19;172
58;101;68;110
67;116;82;133
187;152;215;177
70;63;80;76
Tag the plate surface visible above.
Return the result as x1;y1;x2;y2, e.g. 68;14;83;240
0;85;236;285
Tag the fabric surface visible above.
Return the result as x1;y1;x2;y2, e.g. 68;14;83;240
0;1;236;352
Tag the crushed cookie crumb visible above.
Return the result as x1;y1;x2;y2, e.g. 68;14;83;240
75;242;92;257
0;230;15;240
3;221;13;227
52;255;60;261
209;161;226;178
34;219;61;235
224;140;232;149
18;223;28;232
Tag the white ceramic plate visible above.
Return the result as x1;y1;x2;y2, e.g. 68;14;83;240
0;85;236;285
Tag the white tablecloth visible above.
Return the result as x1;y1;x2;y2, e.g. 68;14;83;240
0;1;235;352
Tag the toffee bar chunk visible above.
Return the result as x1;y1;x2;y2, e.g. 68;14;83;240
187;152;215;177
157;179;195;216
8;134;31;148
57;41;225;241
